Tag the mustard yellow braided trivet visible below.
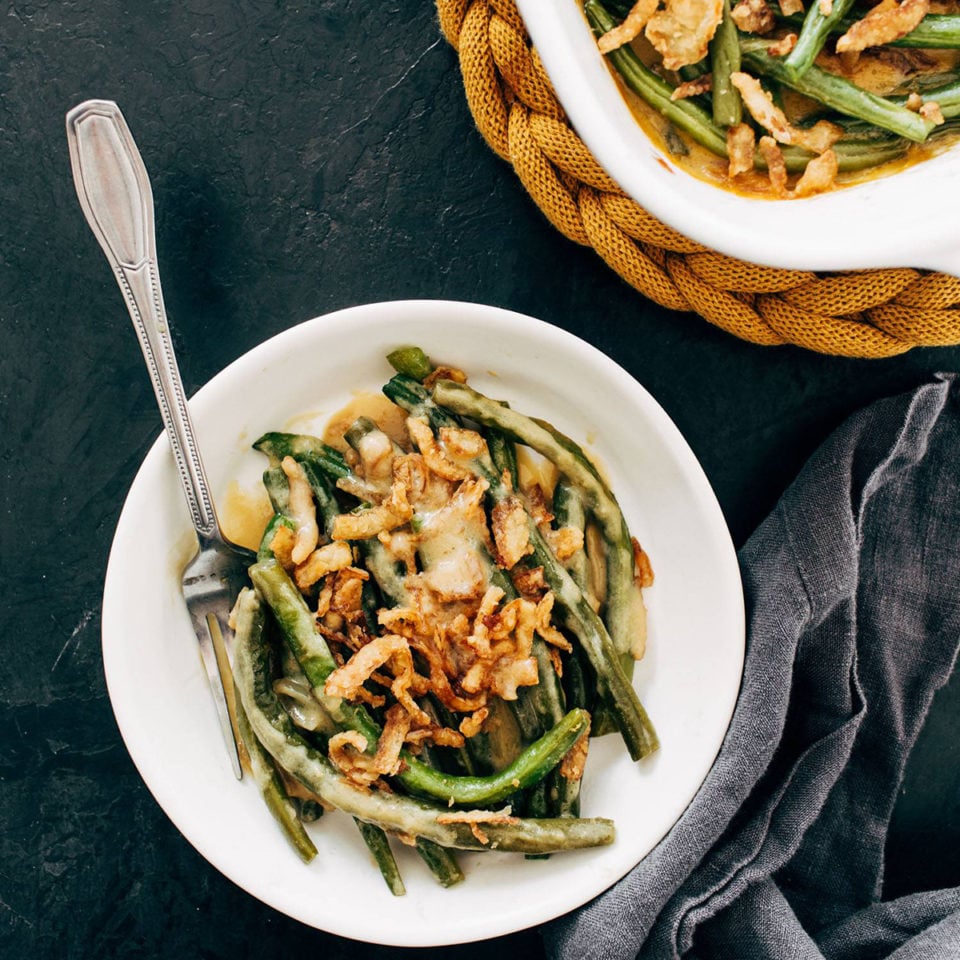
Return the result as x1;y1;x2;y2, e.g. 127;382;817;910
436;0;960;357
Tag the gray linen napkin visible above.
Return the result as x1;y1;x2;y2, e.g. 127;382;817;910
545;374;960;960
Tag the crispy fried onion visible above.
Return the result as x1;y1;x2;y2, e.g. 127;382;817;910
281;456;319;564
439;426;487;459
836;0;929;54
294;540;355;590
393;452;449;510
381;584;546;709
534;592;573;653
757;137;839;199
459;706;489;738
559;721;592;781
524;483;553;527
512;564;548;598
327;704;411;788
780;0;804;12
325;633;428;724
316;566;369;625
407;416;473;481
767;32;798;56
492;495;533;569
727;122;756;178
920;101;945;125
436;806;519;845
544;525;585;562
423;364;468;388
268;523;297;569
461;587;540;699
633;538;655;588
670;75;713;101
759;135;789;197
330;470;414;541
792;148;839;198
730;0;775;34
596;0;660;53
731;72;843;153
646;0;724;71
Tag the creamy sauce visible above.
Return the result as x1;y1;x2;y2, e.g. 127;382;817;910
221;481;274;552
323;391;409;451
355;430;395;486
614;33;960;198
416;500;489;599
364;543;412;604
516;447;559;496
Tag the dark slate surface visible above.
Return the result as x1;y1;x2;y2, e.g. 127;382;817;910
2;2;958;957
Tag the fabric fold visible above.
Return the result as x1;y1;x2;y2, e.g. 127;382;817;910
546;374;960;960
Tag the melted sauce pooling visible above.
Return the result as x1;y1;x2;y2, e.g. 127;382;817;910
221;482;273;552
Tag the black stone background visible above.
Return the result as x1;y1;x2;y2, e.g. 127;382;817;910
2;2;959;957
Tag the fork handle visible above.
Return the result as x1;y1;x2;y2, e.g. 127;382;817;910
66;100;219;539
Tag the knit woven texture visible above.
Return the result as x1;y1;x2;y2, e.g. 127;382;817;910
436;0;960;357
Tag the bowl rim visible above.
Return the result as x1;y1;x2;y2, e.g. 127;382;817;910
100;299;746;945
515;0;960;276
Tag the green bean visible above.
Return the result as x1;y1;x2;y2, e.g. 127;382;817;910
402;706;590;806
298;459;342;530
893;79;960;120
549;480;592;815
383;373;458;431
585;0;730;157
553;477;635;737
774;9;960;49
249;560;382;739
233;588;616;853
522;514;658;759
488;430;520;489
743;46;935;142
249;559;592;804
678;60;711;83
414;838;465;887
552;481;591;596
234;693;318;863
781;0;859;80
796;138;910;172
254;432;352;482
711;0;742;128
261;465;290;514
386;345;434;381
353;819;406;895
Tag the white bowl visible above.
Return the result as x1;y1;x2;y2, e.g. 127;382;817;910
516;0;960;275
101;300;744;945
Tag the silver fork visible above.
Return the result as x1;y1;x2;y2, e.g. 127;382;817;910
66;99;252;779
